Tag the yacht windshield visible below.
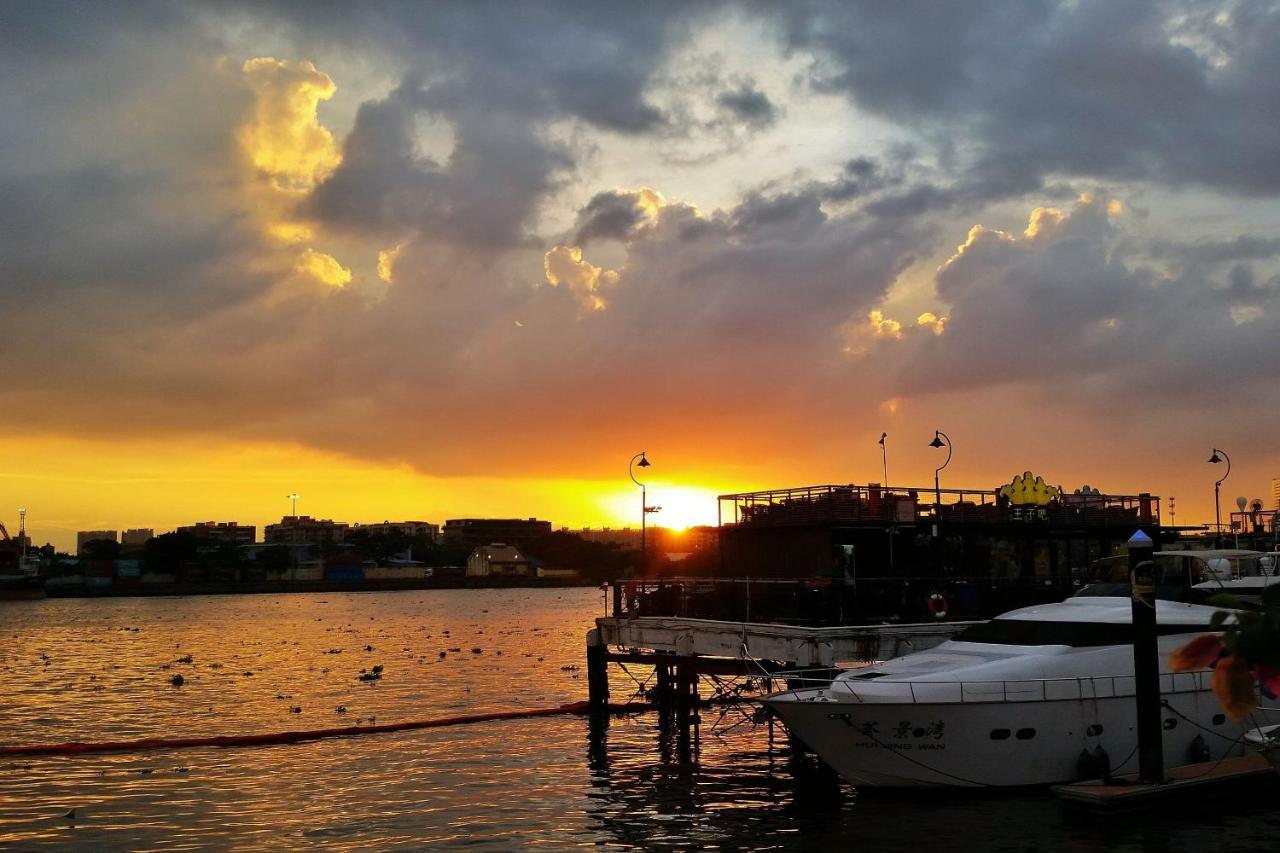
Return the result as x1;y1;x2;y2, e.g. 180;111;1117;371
954;619;1213;647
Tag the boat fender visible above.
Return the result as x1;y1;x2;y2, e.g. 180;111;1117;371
927;593;948;619
1093;745;1111;782
1076;748;1097;780
1188;733;1211;764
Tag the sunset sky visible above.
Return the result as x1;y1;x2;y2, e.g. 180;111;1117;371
3;1;1280;550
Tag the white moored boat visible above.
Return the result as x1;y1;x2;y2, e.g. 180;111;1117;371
763;550;1280;788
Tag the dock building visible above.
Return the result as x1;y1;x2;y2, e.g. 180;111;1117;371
465;543;532;577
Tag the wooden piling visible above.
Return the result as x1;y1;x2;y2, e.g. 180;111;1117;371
586;627;609;710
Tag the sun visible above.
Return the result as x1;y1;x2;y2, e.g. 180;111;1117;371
602;483;720;532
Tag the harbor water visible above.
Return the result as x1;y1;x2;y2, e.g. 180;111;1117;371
2;588;1278;850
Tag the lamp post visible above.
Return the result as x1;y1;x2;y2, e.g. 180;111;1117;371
879;432;889;485
287;493;300;518
1208;448;1230;547
629;452;650;573
929;430;952;537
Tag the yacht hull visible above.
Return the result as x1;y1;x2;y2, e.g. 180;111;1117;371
766;686;1280;787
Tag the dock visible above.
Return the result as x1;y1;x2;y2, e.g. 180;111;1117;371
1052;754;1277;813
586;613;975;720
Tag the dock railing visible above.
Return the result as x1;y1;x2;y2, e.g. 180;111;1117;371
611;575;1066;625
718;483;1159;529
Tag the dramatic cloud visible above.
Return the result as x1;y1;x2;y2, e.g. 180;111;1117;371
238;58;341;192
3;1;1280;537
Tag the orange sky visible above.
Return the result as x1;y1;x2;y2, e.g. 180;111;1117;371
5;6;1280;551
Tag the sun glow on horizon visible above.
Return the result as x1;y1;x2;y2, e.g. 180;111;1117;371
599;483;720;532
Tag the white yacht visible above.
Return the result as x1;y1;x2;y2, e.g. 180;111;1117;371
763;550;1280;787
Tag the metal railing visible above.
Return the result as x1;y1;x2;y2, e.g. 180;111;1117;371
611;575;1068;624
782;670;1214;705
718;483;1160;529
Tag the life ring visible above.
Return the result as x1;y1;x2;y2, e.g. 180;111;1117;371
927;593;949;619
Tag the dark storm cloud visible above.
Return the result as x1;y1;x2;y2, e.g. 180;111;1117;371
716;83;777;127
872;197;1280;424
781;0;1280;196
572;189;657;245
3;0;1280;485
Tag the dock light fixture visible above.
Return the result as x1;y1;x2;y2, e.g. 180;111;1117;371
929;430;952;536
1208;448;1230;546
287;493;300;518
630;452;650;574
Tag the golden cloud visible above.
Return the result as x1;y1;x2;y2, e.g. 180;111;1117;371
238;58;342;192
377;243;405;283
295;249;353;287
543;245;617;311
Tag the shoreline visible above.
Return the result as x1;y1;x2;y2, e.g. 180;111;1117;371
34;576;599;600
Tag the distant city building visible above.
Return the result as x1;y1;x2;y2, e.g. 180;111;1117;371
76;530;118;554
572;525;719;554
121;528;155;548
465;543;531;577
574;526;643;550
444;518;551;550
1273;477;1280;509
264;516;349;545
176;521;257;545
350;521;440;542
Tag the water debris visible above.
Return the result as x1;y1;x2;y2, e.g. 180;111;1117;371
176;655;193;664
448;647;461;653
438;651;447;658
560;665;579;672
289;705;302;714
63;809;76;821
364;645;374;652
357;668;382;682
335;705;347;714
172;766;190;773
275;693;292;700
170;674;185;687
471;648;482;655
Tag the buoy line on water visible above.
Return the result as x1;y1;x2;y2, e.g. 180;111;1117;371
0;701;655;758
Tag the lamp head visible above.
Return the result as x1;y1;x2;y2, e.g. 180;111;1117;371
929;432;946;449
1208;450;1222;464
879;432;887;445
637;454;650;468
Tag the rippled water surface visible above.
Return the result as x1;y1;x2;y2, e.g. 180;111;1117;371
3;589;1279;850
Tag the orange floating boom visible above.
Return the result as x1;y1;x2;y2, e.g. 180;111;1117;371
0;700;654;758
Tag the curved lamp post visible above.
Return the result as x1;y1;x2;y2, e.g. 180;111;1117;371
929;430;952;537
1208;448;1231;546
629;452;651;573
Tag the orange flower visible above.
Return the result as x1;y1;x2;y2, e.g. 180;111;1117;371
1212;655;1258;721
1169;634;1223;671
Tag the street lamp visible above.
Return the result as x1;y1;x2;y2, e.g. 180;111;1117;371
1208;448;1230;547
879;432;889;485
629;452;650;573
287;493;300;518
929;430;952;537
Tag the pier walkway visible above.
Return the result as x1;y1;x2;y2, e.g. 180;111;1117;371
594;616;976;668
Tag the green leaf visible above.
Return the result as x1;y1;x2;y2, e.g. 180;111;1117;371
1208;593;1243;609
